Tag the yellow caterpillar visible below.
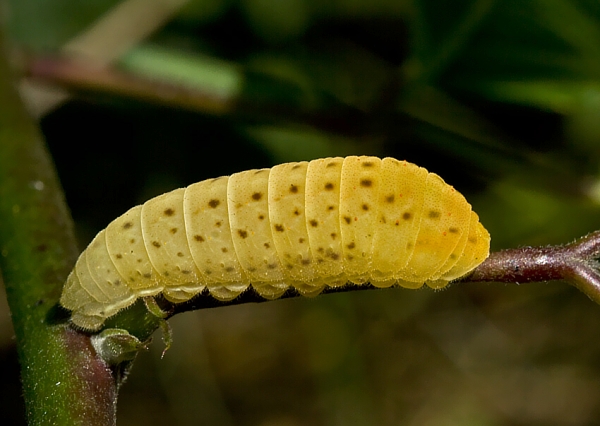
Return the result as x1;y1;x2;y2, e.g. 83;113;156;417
61;156;490;330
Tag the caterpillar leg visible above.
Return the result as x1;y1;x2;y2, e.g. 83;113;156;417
142;297;173;357
143;296;169;319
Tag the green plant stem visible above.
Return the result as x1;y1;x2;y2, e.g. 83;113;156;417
0;35;117;425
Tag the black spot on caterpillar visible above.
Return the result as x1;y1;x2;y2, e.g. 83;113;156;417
60;156;490;330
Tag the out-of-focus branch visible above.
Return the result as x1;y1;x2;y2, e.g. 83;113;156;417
24;53;369;137
19;0;191;117
26;55;234;116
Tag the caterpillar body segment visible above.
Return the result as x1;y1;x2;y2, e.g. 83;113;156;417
105;206;160;295
183;177;247;301
227;168;288;299
339;156;382;284
304;158;345;291
60;156;491;331
370;159;428;286
268;161;318;294
405;173;471;282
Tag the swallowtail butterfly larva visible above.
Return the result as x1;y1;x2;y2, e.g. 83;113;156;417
61;156;490;330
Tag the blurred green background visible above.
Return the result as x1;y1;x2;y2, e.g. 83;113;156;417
4;0;600;424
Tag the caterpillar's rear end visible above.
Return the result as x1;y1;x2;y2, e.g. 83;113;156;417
60;156;490;331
